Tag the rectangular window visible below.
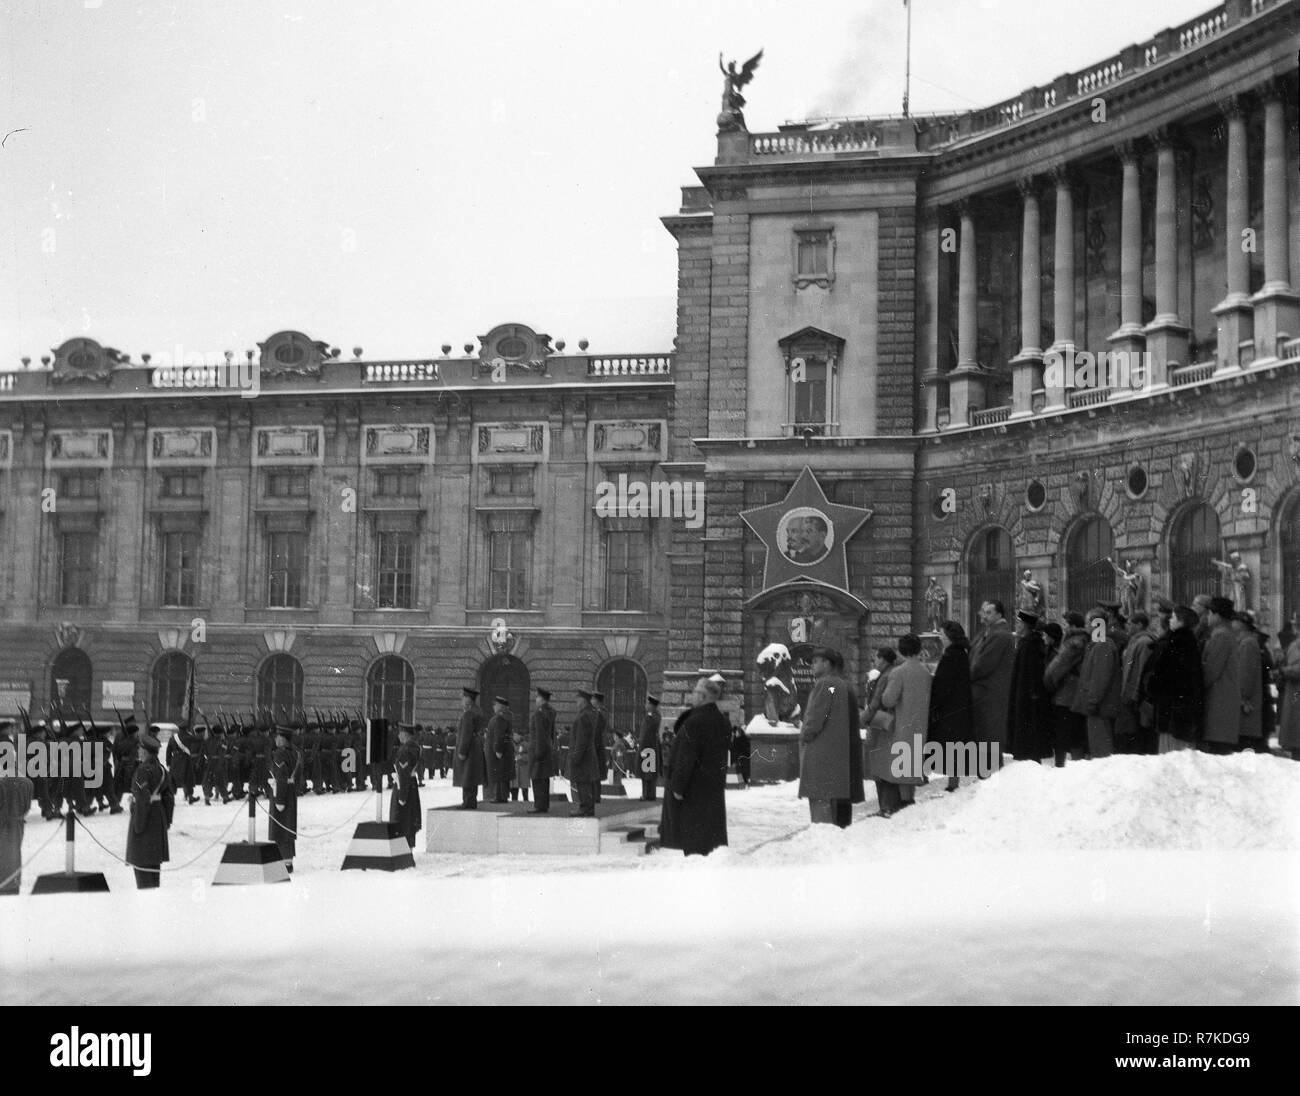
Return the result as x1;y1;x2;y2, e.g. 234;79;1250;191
266;469;310;498
161;471;203;498
796;230;831;277
59;532;96;606
375;530;415;609
58;472;100;499
160;531;200;607
487;467;534;497
266;530;307;608
605;529;648;611
488;530;530;609
374;467;419;498
793;359;828;430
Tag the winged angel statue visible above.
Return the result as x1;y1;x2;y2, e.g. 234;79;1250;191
718;49;763;130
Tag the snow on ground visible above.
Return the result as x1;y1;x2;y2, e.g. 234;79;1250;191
2;753;1297;1005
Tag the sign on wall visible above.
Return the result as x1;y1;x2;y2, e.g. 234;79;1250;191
101;680;136;709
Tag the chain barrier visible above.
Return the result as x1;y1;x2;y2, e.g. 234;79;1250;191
252;788;375;839
70;801;246;874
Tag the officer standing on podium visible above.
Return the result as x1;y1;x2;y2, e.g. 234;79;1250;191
454;687;485;810
527;687;556;814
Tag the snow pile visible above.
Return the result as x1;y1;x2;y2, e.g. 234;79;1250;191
937;751;1300;852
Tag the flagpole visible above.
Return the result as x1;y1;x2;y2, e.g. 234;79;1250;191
903;0;912;118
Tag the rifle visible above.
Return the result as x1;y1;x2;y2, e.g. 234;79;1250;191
18;704;32;735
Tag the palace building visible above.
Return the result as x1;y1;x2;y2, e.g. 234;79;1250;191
1;0;1298;746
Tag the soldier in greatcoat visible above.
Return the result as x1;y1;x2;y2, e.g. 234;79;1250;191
125;731;174;889
485;697;514;803
567;690;599;817
1201;597;1241;753
527;688;556;813
453;688;486;809
637;695;662;800
201;724;229;804
390;724;422;848
267;726;301;871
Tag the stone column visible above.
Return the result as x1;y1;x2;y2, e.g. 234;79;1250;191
948;200;985;427
1213;95;1254;373
1143;129;1186;386
1107;142;1146;388
1010;176;1044;419
1043;167;1075;411
1252;77;1300;360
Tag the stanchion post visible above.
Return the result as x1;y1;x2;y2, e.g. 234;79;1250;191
64;811;74;875
248;789;256;844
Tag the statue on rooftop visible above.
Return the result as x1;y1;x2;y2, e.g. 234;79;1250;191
718;49;763;131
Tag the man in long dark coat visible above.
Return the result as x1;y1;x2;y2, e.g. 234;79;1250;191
202;724;229;804
453;688;485;810
527;688;556;814
666;678;730;856
799;647;863;826
929;621;974;791
1007;610;1051;763
1201;597;1240;753
267;726;301;871
969;600;1015;764
567;691;599;817
390;724;422;849
592;692;609;801
485;697;513;803
125;731;174;889
637;695;662;800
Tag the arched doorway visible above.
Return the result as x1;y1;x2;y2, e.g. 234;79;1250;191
150;651;192;723
1170;502;1221;607
595;658;648;739
257;653;303;717
967;527;1015;634
367;656;415;724
49;647;92;713
479;654;530;722
1065;515;1116;614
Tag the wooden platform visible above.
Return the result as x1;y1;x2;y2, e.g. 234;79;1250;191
425;797;663;856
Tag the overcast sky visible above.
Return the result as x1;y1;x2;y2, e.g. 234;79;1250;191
1;0;1206;366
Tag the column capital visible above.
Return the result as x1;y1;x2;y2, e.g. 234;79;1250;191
955;196;976;220
1113;139;1141;166
1048;164;1073;190
1218;93;1250;121
1257;75;1291;104
1015;175;1040;201
1149;125;1186;152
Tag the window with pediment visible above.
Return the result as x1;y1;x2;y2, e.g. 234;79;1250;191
779;327;845;438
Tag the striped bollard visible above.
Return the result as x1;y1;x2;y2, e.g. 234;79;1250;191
212;788;289;885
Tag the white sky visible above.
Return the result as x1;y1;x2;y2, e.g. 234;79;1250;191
1;0;1206;365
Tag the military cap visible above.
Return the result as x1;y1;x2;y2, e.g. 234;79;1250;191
535;687;552;701
809;646;839;664
1153;596;1175;614
274;724;294;738
462;687;480;700
493;695;509;706
139;733;161;753
592;692;605;703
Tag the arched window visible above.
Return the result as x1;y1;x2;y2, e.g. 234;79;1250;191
967;527;1015;634
49;647;92;713
150;651;192;723
595;658;648;739
1281;495;1300;633
257;653;303;717
1170;502;1221;608
1065;516;1116;614
367;656;415;724
479;655;530;723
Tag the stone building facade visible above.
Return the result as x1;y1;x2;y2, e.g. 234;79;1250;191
658;0;1300;726
2;0;1298;748
0;328;675;739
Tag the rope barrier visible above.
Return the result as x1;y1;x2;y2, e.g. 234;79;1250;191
71;801;246;874
0;821;66;893
252;789;375;839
